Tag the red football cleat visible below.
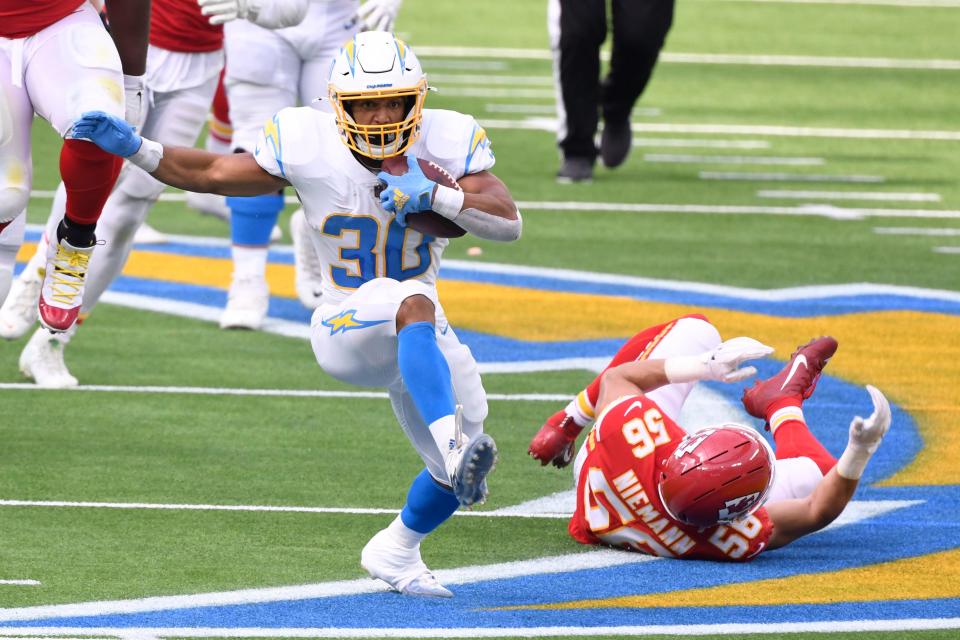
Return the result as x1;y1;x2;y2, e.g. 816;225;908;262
528;410;584;468
742;336;838;423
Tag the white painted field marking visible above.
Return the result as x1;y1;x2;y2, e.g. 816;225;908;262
0;580;40;586
874;226;960;236
416;46;960;71
634;138;769;149
516;200;960;220
429;73;554;86
759;190;941;202
645;153;823;165
719;0;960;8
0;550;654;622
0;383;569;402
477;117;960;141
933;246;960;254
702;171;884;183
3;620;960;637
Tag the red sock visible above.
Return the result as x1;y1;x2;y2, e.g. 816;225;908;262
59;139;123;226
769;403;837;475
209;70;232;146
581;314;710;408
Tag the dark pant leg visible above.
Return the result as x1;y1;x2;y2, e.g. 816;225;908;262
603;0;675;123
554;0;607;160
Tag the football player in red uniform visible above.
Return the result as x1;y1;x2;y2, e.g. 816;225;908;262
0;0;149;332
530;316;891;560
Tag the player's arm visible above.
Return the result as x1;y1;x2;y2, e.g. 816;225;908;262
69;111;289;195
765;385;891;550
103;0;150;75
595;337;774;415
379;157;522;242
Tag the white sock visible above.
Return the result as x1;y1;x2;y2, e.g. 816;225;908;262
231;246;268;281
564;390;594;427
428;414;458;457
387;514;426;549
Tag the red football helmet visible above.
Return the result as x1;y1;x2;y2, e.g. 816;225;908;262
656;424;775;528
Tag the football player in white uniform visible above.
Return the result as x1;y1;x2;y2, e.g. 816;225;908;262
70;31;523;598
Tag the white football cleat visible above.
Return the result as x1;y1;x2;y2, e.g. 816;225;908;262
20;327;78;388
360;528;453;598
185;191;231;221
290;208;323;309
0;261;43;340
219;275;269;330
132;222;168;244
38;236;94;333
444;407;498;507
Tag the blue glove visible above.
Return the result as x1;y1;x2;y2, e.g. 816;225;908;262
68;111;142;158
377;155;437;226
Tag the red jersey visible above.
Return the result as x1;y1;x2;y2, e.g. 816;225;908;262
569;394;773;561
0;0;85;38
150;0;222;53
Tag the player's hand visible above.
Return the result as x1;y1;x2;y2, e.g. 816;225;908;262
197;0;248;25
357;0;402;31
848;385;891;453
528;416;583;468
702;337;775;383
378;155;437;226
68;111;142;158
123;74;147;129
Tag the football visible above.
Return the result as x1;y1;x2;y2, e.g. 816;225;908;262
379;155;467;238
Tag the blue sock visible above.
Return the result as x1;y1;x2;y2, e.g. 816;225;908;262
397;321;456;425
400;468;460;534
227;193;285;245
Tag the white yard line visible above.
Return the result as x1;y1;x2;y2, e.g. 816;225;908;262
645;153;823;165
933;246;960;254
874;226;960;236
0;383;569;402
2;621;959;638
759;190;941;201
416;46;960;71
0;580;40;586
717;0;960;7
634;138;769;149
0;550;654;622
476;117;960;141
702;172;884;183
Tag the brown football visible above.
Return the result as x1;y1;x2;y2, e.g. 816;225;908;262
379;155;467;238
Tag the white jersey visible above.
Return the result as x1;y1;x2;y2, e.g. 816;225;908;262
253;107;496;304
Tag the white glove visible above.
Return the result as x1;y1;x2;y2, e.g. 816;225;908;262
849;385;891;454
123;74;147;129
837;385;891;479
357;0;402;31
197;0;248;25
664;337;774;384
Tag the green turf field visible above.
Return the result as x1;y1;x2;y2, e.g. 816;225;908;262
1;0;958;638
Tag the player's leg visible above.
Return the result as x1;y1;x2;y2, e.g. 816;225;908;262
742;337;840;501
548;0;606;182
27;5;125;332
530;314;719;466
0;212;26;305
220;22;299;330
0;35;40;336
600;0;674;168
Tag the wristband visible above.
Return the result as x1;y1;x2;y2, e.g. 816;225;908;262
836;446;871;480
663;356;709;383
432;184;464;220
128;137;163;173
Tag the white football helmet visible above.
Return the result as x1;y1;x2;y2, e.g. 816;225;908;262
328;31;428;160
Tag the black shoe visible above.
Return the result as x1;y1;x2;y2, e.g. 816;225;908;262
600;119;632;168
556;157;594;184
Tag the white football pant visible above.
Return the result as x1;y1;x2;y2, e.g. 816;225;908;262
310;278;488;484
